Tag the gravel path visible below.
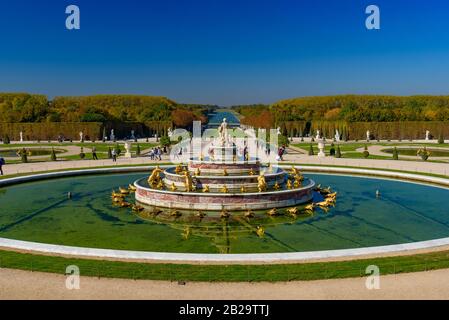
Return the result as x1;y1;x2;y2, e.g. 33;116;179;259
1;267;449;300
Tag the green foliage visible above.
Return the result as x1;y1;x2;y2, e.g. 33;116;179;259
79;147;85;160
50;148;57;161
136;144;141;156
335;145;342;158
115;143;121;155
308;144;314;156
159;136;171;147
438;134;445;144
277;134;290;147
393;147;399;160
417;147;430;161
362;145;370;158
17;148;28;163
272;95;449;122
3;135;10;144
107;147;112;159
329;143;336;156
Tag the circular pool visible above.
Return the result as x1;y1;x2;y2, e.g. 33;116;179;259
1;171;448;255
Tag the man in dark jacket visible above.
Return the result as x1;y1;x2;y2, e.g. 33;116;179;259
0;157;5;175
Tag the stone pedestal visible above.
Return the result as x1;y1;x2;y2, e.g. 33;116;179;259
124;142;132;158
317;141;326;158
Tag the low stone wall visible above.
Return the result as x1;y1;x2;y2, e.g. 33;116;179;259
135;178;314;211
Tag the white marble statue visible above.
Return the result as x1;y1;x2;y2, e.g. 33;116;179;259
131;130;136;140
366;130;370;141
316;130;320;140
19;131;23;142
425;130;430;141
124;141;132;158
110;129;115;141
277;127;281;135
168;128;173;138
218;118;229;146
335;130;341;142
79;131;84;142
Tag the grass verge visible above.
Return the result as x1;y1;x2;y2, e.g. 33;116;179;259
0;249;449;282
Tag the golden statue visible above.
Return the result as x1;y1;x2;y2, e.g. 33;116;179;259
291;166;300;176
195;168;201;176
148;166;163;188
203;185;210;193
170;183;177;191
249;169;255;176
273;182;281;191
199;153;204;161
293;180;301;188
221;185;229;193
175;163;184;174
240;186;246;193
244;210;254;218
286;207;298;216
267;208;278;216
183;171;194;192
293;173;304;182
256;226;265;238
257;173;267;192
156;180;165;190
286;179;293;189
223;168;229;176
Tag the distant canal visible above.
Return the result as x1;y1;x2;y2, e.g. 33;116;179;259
207;110;240;128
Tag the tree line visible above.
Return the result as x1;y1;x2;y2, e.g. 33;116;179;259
0;93;212;128
232;95;449;128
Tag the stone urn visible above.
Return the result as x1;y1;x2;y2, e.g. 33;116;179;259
317;141;326;158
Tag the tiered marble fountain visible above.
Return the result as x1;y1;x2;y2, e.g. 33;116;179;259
134;121;316;215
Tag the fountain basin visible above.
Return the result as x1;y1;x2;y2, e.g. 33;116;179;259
135;177;315;210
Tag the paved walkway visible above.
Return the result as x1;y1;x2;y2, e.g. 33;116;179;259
1;155;170;176
1;149;449;177
1;267;449;299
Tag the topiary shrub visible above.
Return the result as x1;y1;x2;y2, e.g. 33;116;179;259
136;144;141;156
115;143;121;155
107;147;112;159
50;147;57;161
329;143;336;156
3;135;10;144
335;145;342;158
438;134;445;145
79;147;86;160
308;144;314;156
363;145;370;158
392;147;399;160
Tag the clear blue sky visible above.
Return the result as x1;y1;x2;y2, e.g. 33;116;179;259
1;0;449;105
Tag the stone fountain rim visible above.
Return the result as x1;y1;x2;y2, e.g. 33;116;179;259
134;177;314;196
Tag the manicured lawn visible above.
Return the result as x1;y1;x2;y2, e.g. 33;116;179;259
0;249;448;282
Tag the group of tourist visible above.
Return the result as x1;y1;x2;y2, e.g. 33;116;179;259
148;147;163;161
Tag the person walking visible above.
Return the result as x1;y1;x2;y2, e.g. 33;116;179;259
92;146;98;160
0;157;5;175
149;149;154;161
111;148;117;162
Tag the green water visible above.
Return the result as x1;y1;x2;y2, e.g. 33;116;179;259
382;148;449;157
0;172;448;254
